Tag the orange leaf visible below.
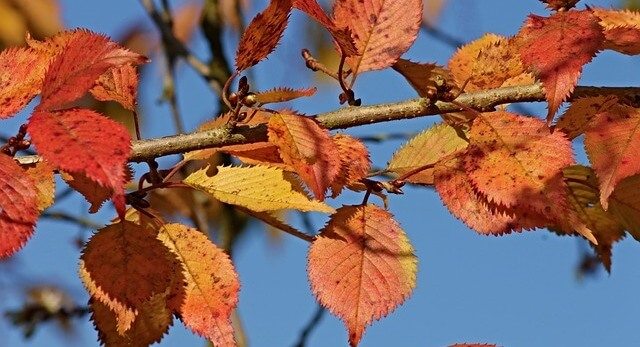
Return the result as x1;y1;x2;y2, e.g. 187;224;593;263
555;95;619;139
448;34;534;92
0;154;39;258
514;10;604;122
308;205;417;346
158;223;239;347
254;86;316;105
268;113;340;200
392;59;457;98
22;160;55;212
584;104;640;209
0;47;48;118
28;109;132;216
293;0;358;56
333;0;422;81
330;134;371;197
90;64;139;111
80;220;177;325
38;29;147;111
593;8;640;55
91;293;173;346
235;0;292;71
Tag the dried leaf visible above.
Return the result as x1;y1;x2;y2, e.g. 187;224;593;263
609;175;640;240
0;46;48;118
593;8;640;55
388;123;468;185
90;63;139;111
330;134;371;197
555;95;619;139
158;223;239;347
22;160;55;211
28;109;132;216
254;86;316;105
293;0;358;55
333;0;422;80
268;113;340;200
235;0;292;71
514;10;604;122
392;59;458;97
184;165;335;213
308;205;417;346
585;104;640;209
539;0;579;10
38;29;147;111
0;154;38;258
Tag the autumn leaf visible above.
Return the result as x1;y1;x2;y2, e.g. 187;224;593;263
0;46;48;118
387;123;468;185
254;86;316;105
28;109;132;216
38;29;147;111
0;154;39;258
555;95;619;139
593;8;640;55
584;104;640;209
562;166;625;270
158;223;239;347
235;0;292;71
539;0;579;10
80;220;177;333
308;204;417;346
22;160;55;212
448;34;534;92
184;165;335;213
268;113;340;200
91;294;173;347
330;134;371;197
90;63;139;111
514;10;604;122
333;0;422;83
463;111;596;243
609;175;640;241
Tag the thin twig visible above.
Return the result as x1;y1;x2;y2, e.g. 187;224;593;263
40;211;103;230
292;305;325;347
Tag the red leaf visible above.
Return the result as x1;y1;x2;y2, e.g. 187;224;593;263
515;10;604;122
0;154;39;258
293;0;358;56
333;0;422;81
27;109;132;216
235;0;292;71
38;30;147;111
267;113;341;200
308;205;417;346
0;47;48;118
90;64;139;111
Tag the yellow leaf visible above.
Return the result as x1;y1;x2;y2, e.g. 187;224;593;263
184;165;334;213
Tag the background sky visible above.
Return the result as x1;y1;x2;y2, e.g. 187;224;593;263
1;0;640;346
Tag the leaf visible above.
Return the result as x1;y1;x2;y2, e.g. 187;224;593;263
235;0;292;71
387;123;468;185
555;95;620;139
448;34;534;92
0;154;39;258
593;8;640;55
392;59;458;97
293;0;358;56
333;0;422;80
38;29;147;111
90;63;139;111
80;220;177;332
61;171;114;214
307;205;417;346
183;165;335;213
268;113;341;200
539;0;579;10
584;104;640;209
514;10;605;122
22;160;55;212
562;165;625;270
330;134;371;197
254;86;316;105
450;344;498;347
463;111;596;243
609;175;640;240
91;293;173;347
0;47;48;118
158;223;239;347
28;109;132;216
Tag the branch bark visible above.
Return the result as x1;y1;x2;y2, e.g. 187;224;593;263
15;84;640;165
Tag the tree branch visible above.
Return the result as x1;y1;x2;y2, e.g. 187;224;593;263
15;84;640;165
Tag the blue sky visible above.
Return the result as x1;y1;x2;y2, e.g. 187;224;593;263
1;0;639;346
